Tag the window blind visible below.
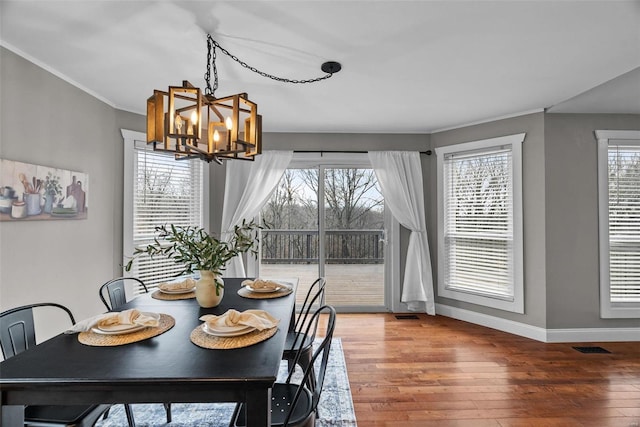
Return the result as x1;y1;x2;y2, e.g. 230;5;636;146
443;147;514;300
130;148;203;287
607;144;640;303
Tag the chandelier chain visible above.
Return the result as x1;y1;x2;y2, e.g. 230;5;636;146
205;36;219;96
204;34;334;96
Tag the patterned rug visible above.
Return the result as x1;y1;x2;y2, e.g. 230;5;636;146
95;338;356;426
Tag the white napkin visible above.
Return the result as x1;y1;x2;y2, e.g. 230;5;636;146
65;309;160;333
242;279;291;291
200;309;279;331
158;278;196;292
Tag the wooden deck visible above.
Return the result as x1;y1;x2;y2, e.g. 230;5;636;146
260;263;385;307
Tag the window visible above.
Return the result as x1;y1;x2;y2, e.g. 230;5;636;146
436;133;525;313
122;130;208;288
596;130;640;318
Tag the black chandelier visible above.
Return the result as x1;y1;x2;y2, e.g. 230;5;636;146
146;35;341;164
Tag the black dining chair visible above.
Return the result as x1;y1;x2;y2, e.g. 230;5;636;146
0;302;113;427
282;277;326;390
230;305;336;427
99;276;148;311
98;276;172;423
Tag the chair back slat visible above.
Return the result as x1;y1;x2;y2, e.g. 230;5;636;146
294;277;326;330
99;277;148;310
0;303;74;359
107;282;127;309
0;308;35;358
291;278;326;351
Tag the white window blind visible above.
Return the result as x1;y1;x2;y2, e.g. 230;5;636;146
443;147;514;300
596;130;640;318
606;144;640;304
129;146;203;287
436;133;524;313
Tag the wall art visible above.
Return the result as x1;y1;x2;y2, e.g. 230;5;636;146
0;159;88;221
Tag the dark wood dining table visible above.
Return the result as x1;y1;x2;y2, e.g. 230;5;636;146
0;277;298;427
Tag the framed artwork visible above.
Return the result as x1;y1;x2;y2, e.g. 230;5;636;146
0;159;88;221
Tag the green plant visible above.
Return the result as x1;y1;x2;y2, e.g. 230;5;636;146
124;220;262;282
43;172;62;196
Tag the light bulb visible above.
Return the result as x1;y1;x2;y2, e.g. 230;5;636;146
190;111;198;125
175;114;183;131
225;117;233;130
213;129;220;142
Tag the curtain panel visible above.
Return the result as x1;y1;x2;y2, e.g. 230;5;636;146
368;151;435;314
221;151;294;277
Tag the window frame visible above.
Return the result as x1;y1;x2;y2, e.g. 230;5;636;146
435;133;525;313
596;129;640;319
121;129;209;285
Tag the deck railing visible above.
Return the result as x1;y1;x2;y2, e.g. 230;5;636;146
261;229;384;264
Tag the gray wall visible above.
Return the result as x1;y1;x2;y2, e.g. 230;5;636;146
430;112;640;330
1;46;637;335
430;113;548;328
544;113;640;329
1;47;123;322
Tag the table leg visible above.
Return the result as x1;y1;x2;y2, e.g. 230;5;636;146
245;388;271;427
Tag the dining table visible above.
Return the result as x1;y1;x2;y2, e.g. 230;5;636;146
0;277;298;427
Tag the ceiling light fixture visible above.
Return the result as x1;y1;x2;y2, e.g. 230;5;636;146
147;34;341;164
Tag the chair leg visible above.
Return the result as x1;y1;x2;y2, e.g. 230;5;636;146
164;403;172;423
124;404;136;427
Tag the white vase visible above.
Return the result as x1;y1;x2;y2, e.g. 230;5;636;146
195;270;224;308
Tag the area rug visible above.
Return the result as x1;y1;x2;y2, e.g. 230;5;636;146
95;338;357;426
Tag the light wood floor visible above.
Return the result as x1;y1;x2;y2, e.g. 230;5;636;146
332;313;640;427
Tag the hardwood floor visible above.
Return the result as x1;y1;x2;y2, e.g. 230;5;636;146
333;313;640;427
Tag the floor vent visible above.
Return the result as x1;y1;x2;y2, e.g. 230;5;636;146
573;346;611;354
395;314;419;320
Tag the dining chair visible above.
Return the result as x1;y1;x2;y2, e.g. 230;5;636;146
98;276;173;423
0;302;113;427
99;276;148;311
282;277;326;390
230;305;337;427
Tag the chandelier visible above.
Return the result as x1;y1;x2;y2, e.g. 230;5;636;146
147;35;341;164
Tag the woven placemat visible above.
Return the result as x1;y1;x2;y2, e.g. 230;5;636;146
237;287;293;299
190;325;278;349
78;314;175;347
151;290;196;300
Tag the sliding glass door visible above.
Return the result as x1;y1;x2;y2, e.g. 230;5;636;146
322;167;385;308
258;154;390;311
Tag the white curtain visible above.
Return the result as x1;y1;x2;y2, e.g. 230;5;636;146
221;151;293;277
368;151;435;315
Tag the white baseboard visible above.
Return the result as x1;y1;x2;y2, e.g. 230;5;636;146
545;328;640;343
435;303;640;343
435;304;548;341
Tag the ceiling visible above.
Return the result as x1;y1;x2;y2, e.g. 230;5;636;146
1;1;639;134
